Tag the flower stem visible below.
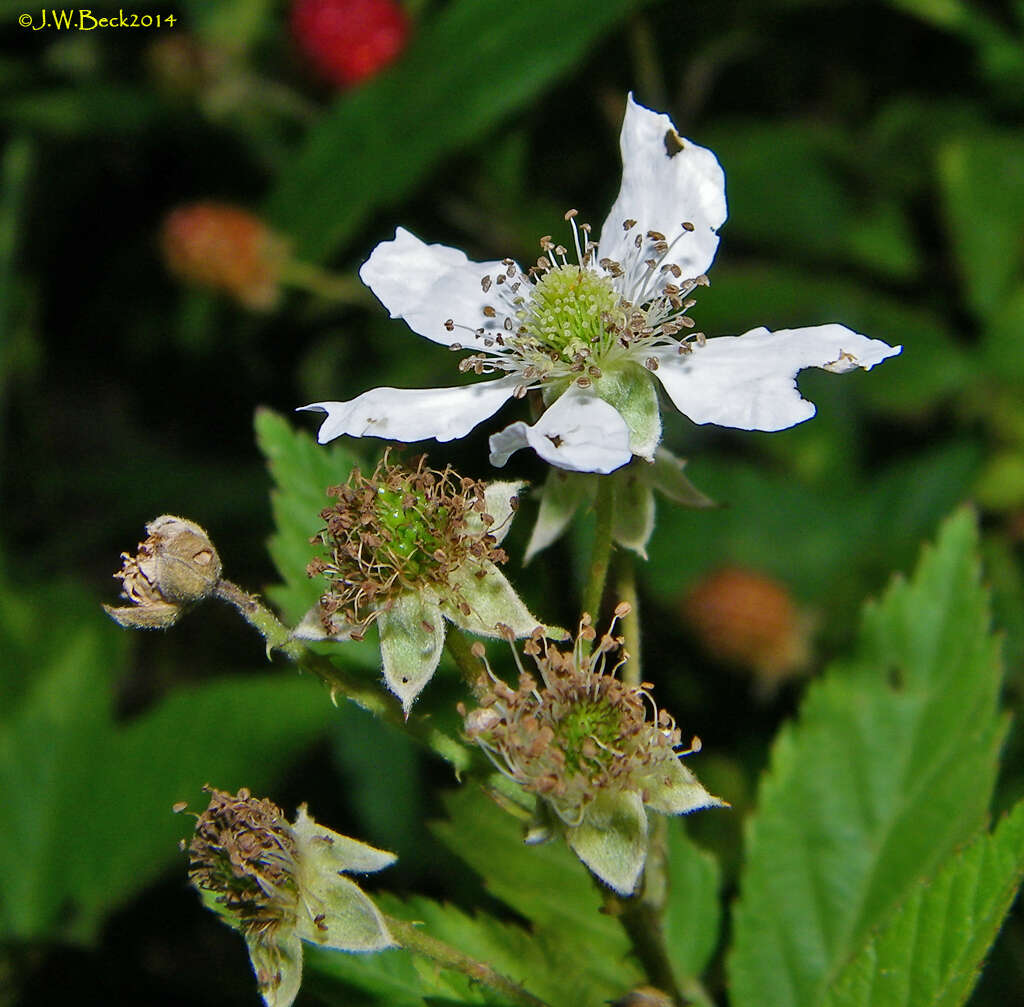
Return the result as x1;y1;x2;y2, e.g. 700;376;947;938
582;475;616;622
212;579;471;773
278;259;369;304
384;915;551;1007
614;549;642;687
445;624;483;692
605;886;686;1006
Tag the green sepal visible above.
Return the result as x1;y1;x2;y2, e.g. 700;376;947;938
649;447;716;508
295;872;395;952
445;560;540;638
378;592;445;713
292;805;397;874
565;789;649;895
524;470;594;563
462;480;527;546
593;362;661;462
247;930;303;1007
643;758;726;816
612;468;656;559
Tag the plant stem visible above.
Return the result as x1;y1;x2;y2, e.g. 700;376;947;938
278;259;369;304
606;888;686;1006
614;548;642;687
384;915;551;1007
582;475;616;622
445;624;484;693
213;580;471;773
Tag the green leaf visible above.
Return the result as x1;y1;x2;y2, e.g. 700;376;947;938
431;786;642;998
728;510;1006;1007
822;797;1024;1007
0;581;338;943
663;820;722;983
265;0;646;262
308;892;542;1006
700;123;920;278
938;133;1024;321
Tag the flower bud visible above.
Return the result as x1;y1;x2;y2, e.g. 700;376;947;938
105;515;221;630
160;202;288;310
681;566;812;691
291;0;410;88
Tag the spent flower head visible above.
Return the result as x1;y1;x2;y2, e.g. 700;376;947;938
300;453;545;711
303;94;901;474
104;515;222;629
181;786;395;1007
461;605;724;894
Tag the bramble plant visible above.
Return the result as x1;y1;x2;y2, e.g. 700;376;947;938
93;91;1024;1007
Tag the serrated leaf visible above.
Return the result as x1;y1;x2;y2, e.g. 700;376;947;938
822;797;1024;1007
728;510;1006;1007
431;786;642;998
265;0;647;262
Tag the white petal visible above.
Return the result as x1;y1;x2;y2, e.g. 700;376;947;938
488;385;633;474
359;227;519;349
652;324;902;431
301;376;519;445
597;95;727;295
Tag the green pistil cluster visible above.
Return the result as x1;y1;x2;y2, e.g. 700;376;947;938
309;455;504;634
519;265;621;361
374;485;448;579
556;698;623;774
464;612;685;822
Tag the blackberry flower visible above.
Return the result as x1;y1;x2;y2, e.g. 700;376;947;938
301;454;545;711
462;606;724;894
303;95;900;474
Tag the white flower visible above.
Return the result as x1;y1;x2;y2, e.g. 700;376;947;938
303;94;901;474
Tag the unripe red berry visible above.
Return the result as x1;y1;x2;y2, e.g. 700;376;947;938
291;0;410;88
160;202;287;310
681;566;812;688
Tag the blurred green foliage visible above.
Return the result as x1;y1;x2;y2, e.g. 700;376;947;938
3;0;1024;1003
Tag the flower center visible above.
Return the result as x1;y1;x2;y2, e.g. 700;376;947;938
309;454;506;635
555;697;623;774
518;265;622;362
374;484;448;578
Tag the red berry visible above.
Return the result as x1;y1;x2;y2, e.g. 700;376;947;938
292;0;410;88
